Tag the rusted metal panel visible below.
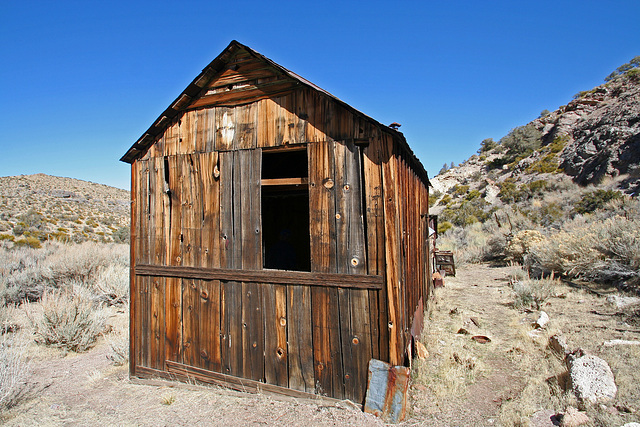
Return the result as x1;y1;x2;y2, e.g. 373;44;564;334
364;359;410;423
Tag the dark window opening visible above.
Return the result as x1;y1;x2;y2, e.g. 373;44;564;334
261;148;310;272
262;188;310;271
262;149;308;179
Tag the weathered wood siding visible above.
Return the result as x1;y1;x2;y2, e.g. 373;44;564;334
129;46;431;404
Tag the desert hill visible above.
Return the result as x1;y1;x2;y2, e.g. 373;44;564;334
0;174;130;245
431;63;640;220
428;62;640;291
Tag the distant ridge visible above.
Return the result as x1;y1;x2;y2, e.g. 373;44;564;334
0;174;130;244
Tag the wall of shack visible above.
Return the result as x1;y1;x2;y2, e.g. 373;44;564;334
129;86;431;403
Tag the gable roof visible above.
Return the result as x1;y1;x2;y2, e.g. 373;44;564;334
120;41;428;182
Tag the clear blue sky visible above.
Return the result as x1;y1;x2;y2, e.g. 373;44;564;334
1;1;639;190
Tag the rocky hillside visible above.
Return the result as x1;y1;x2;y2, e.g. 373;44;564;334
431;67;640;217
0;174;130;246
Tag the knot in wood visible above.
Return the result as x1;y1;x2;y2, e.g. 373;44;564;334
279;317;287;327
323;179;334;189
200;350;209;359
335;213;341;220
200;289;209;300
276;347;285;359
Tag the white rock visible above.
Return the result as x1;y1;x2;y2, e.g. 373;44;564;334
606;295;640;308
603;339;640;347
535;311;550;329
568;354;617;405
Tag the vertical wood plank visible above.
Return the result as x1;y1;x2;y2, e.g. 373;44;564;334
165;155;183;364
287;284;314;392
149;276;166;370
216;107;236;151
381;136;404;365
308;140;344;399
236;103;258;149
181;154;198;268
205;108;216;152
197;278;221;372
335;141;372;403
294;89;307;144
362;140;388;362
264;284;288;387
219;151;242;377
182;278;199;367
240;149;264;381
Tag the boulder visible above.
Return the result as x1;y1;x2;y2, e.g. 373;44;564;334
560;406;590;427
549;333;569;356
568;354;617;405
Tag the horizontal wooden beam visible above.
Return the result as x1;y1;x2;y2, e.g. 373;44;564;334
135;263;384;290
261;177;308;186
163;361;345;404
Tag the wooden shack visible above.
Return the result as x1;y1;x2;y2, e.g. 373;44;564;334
121;40;432;404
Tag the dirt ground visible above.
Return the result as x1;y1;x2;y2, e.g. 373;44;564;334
3;264;640;426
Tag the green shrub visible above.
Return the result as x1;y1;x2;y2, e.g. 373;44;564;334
574;190;623;215
604;55;640;82
466;190;481;201
13;236;42;249
478;138;497;153
526;153;560;173
510;276;557;310
440;194;452;206
449;184;470;196
437;221;453;234
441;199;493;227
499;124;543;164
497;180;522;204
112;226;130;244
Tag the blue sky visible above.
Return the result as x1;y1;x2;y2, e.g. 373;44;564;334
1;1;639;190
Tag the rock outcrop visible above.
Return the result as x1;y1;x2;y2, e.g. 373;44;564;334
532;74;640;192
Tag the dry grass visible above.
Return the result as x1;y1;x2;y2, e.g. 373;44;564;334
529;206;640;285
27;289;108;353
0;325;30;410
509;274;559;310
0;241;129;305
105;320;129;366
411;291;487;410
